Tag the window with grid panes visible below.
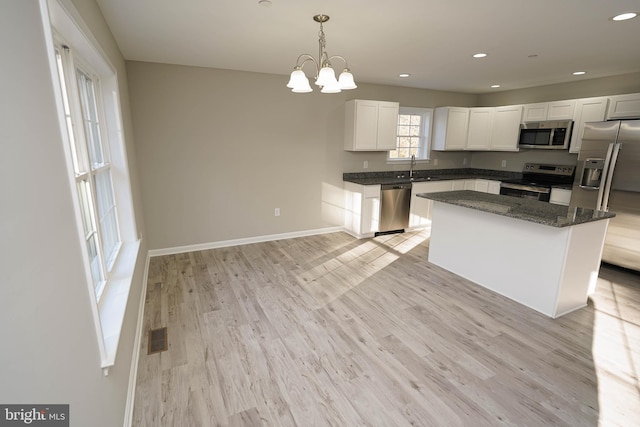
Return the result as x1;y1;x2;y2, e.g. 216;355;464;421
55;46;121;299
388;107;433;160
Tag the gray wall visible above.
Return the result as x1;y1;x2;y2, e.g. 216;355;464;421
0;1;147;426
477;72;640;106
127;61;477;250
469;72;640;171
128;60;640;250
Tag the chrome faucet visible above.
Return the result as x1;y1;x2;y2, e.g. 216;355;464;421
409;154;416;178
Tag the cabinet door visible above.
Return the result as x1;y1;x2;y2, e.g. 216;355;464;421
487;180;501;194
433;107;469;151
550;188;572;206
547;100;576;120
569;97;608;153
377;101;400;150
362;185;381;234
607;93;640;119
466;108;494;150
463;180;476;190
474;180;490;193
451;180;466;190
409;181;453;228
490;105;523;151
353;100;379;150
523;103;548;122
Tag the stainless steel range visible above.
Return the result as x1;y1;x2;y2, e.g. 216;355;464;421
500;163;575;202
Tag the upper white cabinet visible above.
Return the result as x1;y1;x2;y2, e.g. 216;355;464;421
466;107;494;151
523;100;575;121
489;105;523;151
344;99;400;151
569;97;609;154
607;93;640;119
465;105;522;151
432;107;469;151
522;103;548;122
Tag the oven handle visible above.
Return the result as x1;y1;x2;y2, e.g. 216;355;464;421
499;182;550;193
578;185;599;190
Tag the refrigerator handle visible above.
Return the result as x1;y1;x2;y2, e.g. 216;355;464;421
600;143;620;211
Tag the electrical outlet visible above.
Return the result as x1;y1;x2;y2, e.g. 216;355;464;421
363;160;369;169
274;208;280;217
433;158;439;166
501;160;507;168
463;158;468;166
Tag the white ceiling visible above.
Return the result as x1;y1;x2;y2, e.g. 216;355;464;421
95;0;640;94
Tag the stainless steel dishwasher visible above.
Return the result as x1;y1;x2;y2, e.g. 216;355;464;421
376;183;412;235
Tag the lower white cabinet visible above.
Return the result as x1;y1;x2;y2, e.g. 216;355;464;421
461;179;501;193
344;182;380;237
409;179;502;229
409;181;454;228
550;188;572;206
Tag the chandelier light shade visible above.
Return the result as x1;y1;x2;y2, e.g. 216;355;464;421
287;14;357;94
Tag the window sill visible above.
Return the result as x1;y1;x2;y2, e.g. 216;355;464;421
97;239;141;376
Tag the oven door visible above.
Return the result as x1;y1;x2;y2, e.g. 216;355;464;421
499;182;551;202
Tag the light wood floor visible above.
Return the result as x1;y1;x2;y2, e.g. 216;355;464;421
132;231;640;426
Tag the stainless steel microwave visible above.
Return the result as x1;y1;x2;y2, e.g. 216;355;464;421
518;120;573;149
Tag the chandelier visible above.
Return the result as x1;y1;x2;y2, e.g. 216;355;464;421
286;14;357;93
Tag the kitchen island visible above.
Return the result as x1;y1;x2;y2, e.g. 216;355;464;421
418;190;615;318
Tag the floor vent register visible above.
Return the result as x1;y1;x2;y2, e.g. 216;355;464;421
148;327;168;355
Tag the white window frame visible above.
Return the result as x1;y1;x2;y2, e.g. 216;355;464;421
387;107;433;163
44;0;140;375
55;47;122;299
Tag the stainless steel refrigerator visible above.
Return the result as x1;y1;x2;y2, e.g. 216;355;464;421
570;119;640;272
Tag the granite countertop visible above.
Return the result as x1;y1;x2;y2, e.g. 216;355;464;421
418;190;615;228
343;168;520;186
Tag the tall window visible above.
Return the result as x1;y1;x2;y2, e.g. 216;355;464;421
55;45;121;299
388;107;433;161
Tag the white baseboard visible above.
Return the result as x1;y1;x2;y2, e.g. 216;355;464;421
122;251;151;427
148;226;344;257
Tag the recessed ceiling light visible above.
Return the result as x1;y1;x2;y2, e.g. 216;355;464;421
528;54;539;58
491;84;501;88
399;73;411;78
258;0;272;6
473;53;488;58
612;12;637;21
573;71;586;75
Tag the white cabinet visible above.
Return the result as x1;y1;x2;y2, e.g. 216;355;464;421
487;180;501;195
409;181;454;228
489;105;523;151
523;103;548;122
432;107;469;151
523;100;576;122
459;179;501;193
606;93;640;119
465;105;522;151
466;107;494;150
344;100;400;151
550;188;572;206
451;180;466;190
547;100;576;120
569;97;609;154
344;182;380;237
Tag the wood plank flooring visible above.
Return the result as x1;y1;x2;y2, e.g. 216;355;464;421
132;231;640;426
